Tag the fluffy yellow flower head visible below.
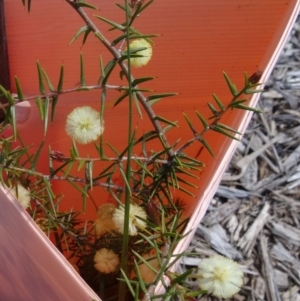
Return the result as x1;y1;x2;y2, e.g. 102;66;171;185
127;39;153;68
65;106;103;145
94;248;120;274
9;184;31;209
112;203;147;236
197;255;244;299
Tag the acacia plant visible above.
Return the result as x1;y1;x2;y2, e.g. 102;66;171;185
0;0;262;300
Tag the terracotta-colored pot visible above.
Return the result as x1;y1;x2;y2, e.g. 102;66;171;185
1;0;300;299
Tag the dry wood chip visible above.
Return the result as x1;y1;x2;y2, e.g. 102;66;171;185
274;268;289;288
270;221;300;246
216;186;250;198
276;262;300;287
255;129;283;173
259;235;281;301
233;222;243;243
193;247;218;258
240;159;258;190
287;178;300;190
287;168;300;182
262;90;284;98
227;214;239;236
181;256;200;266
271;191;300;208
271;242;299;264
197;224;243;260
201;201;241;226
233;294;245;301
274;82;298;109
251;276;266;300
237;202;270;257
283;144;300;171
281;286;300;301
190;238;220;258
223;134;284;182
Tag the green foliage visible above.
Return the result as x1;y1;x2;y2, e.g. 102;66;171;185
4;1;264;300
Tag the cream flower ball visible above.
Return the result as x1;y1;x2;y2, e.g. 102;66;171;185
65;106;103;145
94;248;120;274
9;184;31;209
197;255;244;299
127;39;153;68
112;203;147;236
94;204;116;237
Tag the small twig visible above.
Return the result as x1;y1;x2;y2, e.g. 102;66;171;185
2;164;125;191
50;153;170;165
4;84;122;105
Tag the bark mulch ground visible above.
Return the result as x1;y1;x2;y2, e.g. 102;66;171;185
180;15;300;301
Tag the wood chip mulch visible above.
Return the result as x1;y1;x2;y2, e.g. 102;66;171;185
180;16;300;301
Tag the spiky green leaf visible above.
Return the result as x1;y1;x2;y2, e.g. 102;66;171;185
212;93;225;111
76;1;97;10
197;137;214;157
0;85;7;98
51;96;58;122
15;77;24;101
36;61;46;94
137;0;155;15
230;98;247;106
195;111;208;129
234;104;263;113
207;102;219;117
211;125;240;140
102;59;118;86
80;53;85;86
132;76;155;86
113;91;129;107
31;140;45;170
57;64;64;92
43;97;50;134
216;122;241;134
223;72;237;96
35;97;44;120
183;113;197;135
245;88;264;94
133;92;142;118
154;115;178;127
69;26;89;45
9;105;17;139
94;15;125;30
42;69;55;92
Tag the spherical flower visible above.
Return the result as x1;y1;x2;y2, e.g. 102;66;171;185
9;184;31;209
94;248;120;274
112;203;147;236
94;204;116;237
65;106;103;145
127;39;153;68
197;255;244;299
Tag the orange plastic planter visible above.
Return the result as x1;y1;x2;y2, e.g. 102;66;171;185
1;0;300;299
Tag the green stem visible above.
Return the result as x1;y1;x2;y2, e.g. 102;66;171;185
118;2;133;301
